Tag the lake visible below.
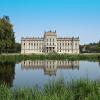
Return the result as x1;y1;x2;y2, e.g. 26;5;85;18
0;60;100;88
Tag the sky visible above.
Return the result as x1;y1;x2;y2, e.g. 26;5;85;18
0;0;100;44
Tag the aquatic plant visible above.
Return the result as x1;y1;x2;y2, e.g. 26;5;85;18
0;79;100;100
0;53;100;62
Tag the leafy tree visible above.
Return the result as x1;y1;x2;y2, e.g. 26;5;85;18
80;41;100;53
0;16;15;53
15;43;21;53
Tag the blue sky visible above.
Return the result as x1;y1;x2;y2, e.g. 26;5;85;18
0;0;100;44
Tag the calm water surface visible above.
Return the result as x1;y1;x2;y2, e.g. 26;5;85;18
0;60;100;88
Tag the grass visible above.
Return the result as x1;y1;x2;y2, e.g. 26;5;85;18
0;53;100;62
0;79;100;100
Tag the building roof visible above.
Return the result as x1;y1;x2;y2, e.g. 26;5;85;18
44;30;57;36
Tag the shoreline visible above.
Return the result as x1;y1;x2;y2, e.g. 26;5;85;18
0;53;100;62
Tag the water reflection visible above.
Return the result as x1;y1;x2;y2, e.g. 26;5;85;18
99;62;100;66
0;60;100;88
0;62;15;86
21;60;79;76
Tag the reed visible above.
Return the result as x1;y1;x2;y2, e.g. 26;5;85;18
0;53;100;62
0;79;100;100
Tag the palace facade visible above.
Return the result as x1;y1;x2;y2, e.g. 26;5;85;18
21;31;79;54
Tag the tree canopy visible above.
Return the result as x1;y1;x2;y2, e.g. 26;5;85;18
0;16;15;53
80;41;100;53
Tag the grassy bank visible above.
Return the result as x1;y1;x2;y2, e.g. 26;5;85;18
0;79;100;100
0;53;100;62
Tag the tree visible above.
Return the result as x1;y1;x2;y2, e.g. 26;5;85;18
0;16;15;53
15;43;21;53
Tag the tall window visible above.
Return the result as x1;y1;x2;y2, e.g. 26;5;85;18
29;43;30;50
31;43;33;50
65;43;67;45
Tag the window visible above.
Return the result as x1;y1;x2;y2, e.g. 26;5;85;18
24;43;25;45
50;65;51;68
65;43;67;45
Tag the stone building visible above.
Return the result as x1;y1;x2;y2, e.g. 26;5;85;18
21;31;79;54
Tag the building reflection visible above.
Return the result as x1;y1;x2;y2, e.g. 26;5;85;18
0;62;15;87
21;60;79;76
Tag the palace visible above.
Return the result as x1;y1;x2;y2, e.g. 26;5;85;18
21;31;79;54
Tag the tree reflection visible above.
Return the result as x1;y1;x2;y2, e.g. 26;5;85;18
99;62;100;66
0;62;15;87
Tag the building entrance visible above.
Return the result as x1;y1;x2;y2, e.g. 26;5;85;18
46;47;55;53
